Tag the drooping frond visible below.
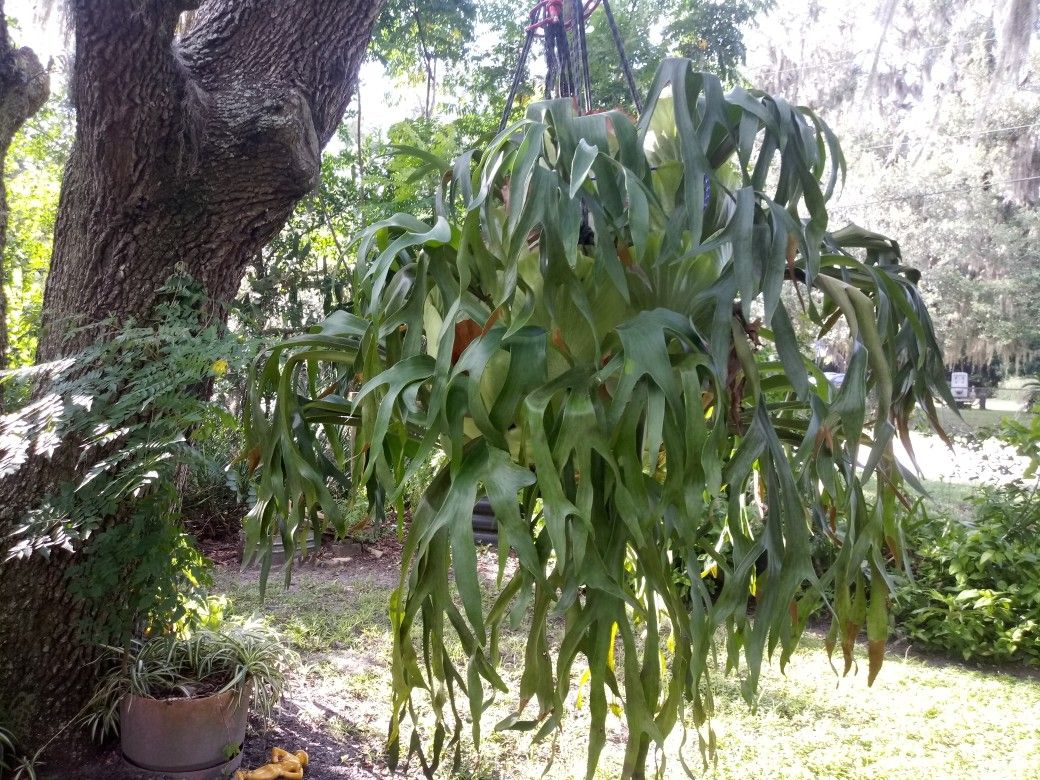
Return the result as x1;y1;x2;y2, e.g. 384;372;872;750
245;59;951;779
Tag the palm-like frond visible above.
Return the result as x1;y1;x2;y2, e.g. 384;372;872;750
245;59;951;779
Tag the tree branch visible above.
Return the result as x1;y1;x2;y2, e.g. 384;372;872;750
70;0;188;112
38;0;386;360
67;0;195;194
180;0;384;145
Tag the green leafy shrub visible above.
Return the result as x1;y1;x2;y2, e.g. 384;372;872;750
1;269;262;644
996;403;1040;477
894;480;1040;664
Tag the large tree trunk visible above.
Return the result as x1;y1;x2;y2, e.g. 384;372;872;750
0;0;383;761
0;0;48;411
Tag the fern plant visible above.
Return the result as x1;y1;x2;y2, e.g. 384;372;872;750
245;59;952;778
1;269;259;645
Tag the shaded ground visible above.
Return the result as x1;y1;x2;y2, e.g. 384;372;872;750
72;708;391;780
238;703;394;780
224;537;407;779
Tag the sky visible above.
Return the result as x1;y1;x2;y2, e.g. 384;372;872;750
3;0;875;137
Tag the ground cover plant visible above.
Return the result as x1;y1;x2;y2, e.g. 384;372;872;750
0;722;37;779
244;58;955;778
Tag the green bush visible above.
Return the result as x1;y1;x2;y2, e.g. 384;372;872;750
996;404;1040;477
894;480;1040;664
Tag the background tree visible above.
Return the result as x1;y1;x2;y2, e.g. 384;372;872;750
0;0;384;761
446;0;775;126
744;0;1040;372
0;0;47;410
1;97;71;374
373;0;477;120
663;0;774;83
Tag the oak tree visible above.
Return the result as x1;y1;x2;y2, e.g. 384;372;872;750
0;0;384;761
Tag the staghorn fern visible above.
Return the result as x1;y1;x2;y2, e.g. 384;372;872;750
244;59;952;778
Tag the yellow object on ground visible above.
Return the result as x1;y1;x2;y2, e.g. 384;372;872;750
234;747;309;780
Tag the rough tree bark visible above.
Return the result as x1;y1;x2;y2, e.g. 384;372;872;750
0;1;48;411
0;0;384;760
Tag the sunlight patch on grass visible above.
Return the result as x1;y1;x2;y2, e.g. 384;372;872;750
706;636;1040;779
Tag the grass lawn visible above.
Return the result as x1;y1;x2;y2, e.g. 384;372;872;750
918;405;1029;437
217;563;1040;780
917;478;974;522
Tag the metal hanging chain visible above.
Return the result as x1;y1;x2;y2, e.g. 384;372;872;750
544;18;562;98
569;0;593;113
549;9;577;100
600;0;642;113
498;0;642;131
498;21;537;131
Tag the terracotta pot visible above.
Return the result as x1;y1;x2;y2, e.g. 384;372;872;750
120;683;250;778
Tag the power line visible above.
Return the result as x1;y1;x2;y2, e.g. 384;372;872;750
741;35;996;78
855;122;1040;153
832;175;1040;210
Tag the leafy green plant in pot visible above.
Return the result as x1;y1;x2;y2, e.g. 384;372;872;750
84;620;295;778
245;58;952;778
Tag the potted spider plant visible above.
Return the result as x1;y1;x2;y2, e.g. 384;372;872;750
85;621;295;779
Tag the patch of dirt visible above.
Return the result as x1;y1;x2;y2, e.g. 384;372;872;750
314;533;404;588
239;705;397;779
195;509;408;583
